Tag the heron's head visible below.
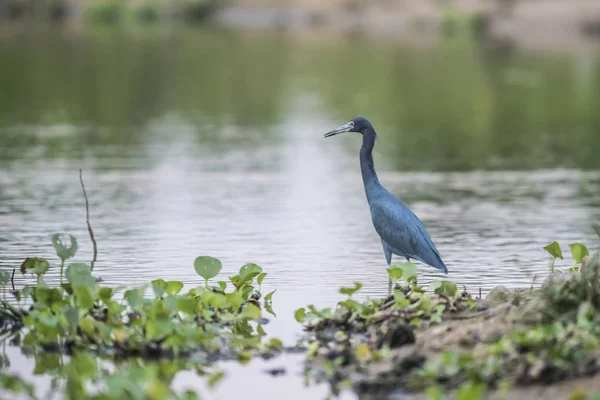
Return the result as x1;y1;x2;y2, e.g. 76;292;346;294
324;117;374;138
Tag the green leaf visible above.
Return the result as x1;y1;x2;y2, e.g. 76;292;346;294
264;290;276;303
430;280;457;297
207;371;225;388
165;281;183;295
294;308;306;323
20;258;50;276
66;263;94;287
339;282;362;296
264;290;276;317
74;286;95;309
544;241;563;260
387;267;403;281
569;243;589;264
226;291;243;311
99;287;114;303
151;279;167;298
36;287;63;306
456;382;485;400
240;304;261;320
193;256;222;281
125;287;145;310
425;385;444;400
393;291;410;308
146;319;173;340
217;281;227;291
51;233;78;261
257;272;267;286
80;316;95;336
238;263;262;282
395;262;418;282
64;307;79;328
72;352;98;380
176;296;196;314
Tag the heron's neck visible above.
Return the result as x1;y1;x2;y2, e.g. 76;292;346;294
359;129;381;204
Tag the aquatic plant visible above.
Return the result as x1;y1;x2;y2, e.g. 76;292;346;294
297;231;600;399
0;234;281;398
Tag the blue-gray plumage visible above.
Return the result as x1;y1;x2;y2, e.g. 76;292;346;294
324;117;448;294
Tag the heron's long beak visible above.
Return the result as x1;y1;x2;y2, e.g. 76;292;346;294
323;121;354;138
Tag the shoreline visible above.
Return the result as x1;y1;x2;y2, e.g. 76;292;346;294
0;1;599;51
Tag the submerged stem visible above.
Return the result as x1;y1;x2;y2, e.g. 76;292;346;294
60;259;65;283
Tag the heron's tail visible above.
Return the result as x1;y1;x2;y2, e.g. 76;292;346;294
428;251;448;274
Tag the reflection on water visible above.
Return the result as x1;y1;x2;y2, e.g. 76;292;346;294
1;25;600;400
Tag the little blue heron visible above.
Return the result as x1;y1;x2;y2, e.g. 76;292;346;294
324;117;448;295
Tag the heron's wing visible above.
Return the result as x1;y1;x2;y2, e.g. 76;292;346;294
370;199;447;272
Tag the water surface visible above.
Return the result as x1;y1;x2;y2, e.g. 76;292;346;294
1;25;599;399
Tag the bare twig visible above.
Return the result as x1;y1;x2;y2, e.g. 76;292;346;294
10;268;15;291
79;169;97;271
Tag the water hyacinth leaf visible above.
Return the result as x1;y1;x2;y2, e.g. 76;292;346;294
99;287;114;303
240;304;261;320
79;316;95;336
36;287;63;306
217;281;227;291
257;325;267;336
176;296;196;314
257;272;267;286
20;258;50;276
125;287;145;310
165;281;184;295
226;291;243;311
295;308;306;323
193;256;222;281
544;242;563;260
34;353;61;374
569;243;589;264
151;279;167;298
264;290;276;303
207;371;225;388
339;282;362;296
456;382;486;400
51;233;78;261
425;385;444;400
237;350;252;364
74;286;95;309
395;262;418;282
0;373;35;397
146;319;173;340
387;267;403;281
239;263;262;282
430;280;458;297
64;306;79;328
264;290;276;316
66;263;94;287
21;286;33;300
72;352;98;380
268;338;283;349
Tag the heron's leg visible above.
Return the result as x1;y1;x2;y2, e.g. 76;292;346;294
387;264;393;296
406;257;417;286
382;241;393;297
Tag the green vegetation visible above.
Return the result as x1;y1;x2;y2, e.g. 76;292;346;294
0;0;220;24
296;233;600;399
0;234;280;399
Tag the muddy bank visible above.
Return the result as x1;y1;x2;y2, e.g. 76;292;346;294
297;246;600;399
211;0;600;50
